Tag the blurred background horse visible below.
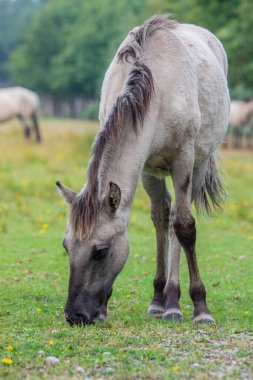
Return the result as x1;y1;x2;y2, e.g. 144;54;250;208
230;99;253;149
0;87;41;142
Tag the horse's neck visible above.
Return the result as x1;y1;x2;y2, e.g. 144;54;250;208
98;121;153;206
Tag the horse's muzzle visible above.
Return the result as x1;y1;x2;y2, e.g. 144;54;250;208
65;312;91;326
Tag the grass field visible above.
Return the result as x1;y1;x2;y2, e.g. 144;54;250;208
0;119;253;379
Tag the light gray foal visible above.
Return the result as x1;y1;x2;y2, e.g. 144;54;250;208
57;15;230;326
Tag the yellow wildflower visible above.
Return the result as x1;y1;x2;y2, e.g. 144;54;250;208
42;223;48;230
6;346;13;351
49;340;54;345
244;311;249;316
173;366;180;373
2;358;12;365
36;308;42;313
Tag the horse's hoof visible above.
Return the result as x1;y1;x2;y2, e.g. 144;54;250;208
163;311;182;322
148;305;164;318
193;314;215;324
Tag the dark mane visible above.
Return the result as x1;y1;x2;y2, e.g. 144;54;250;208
118;14;177;63
69;15;177;240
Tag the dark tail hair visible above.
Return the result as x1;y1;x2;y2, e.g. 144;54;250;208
194;153;226;215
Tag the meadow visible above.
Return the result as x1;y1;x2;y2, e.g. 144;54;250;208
0;119;252;379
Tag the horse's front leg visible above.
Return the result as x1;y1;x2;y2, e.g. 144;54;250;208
142;173;171;317
172;144;214;323
163;211;182;322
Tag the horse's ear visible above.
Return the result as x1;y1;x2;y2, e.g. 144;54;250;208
56;181;77;205
106;182;121;212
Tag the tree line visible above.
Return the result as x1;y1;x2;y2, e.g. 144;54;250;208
1;0;253;101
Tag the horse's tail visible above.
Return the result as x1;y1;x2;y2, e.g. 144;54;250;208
194;153;226;215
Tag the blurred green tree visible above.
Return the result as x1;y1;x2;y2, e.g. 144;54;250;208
10;0;147;97
152;0;253;99
0;0;44;85
7;0;253;100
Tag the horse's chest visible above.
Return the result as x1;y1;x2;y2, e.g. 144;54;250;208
144;154;174;177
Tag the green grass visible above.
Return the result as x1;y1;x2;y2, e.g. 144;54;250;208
0;119;253;379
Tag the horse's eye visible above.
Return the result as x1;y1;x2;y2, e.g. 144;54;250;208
92;245;109;260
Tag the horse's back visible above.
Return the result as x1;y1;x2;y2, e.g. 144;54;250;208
180;24;228;75
9;87;39;117
100;18;230;164
146;23;230;161
0;87;39;120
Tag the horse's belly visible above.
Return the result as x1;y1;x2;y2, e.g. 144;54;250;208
0;108;15;122
144;156;171;177
0;95;16;121
144;148;178;177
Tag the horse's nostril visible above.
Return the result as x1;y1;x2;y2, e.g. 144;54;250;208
65;314;74;326
74;312;90;326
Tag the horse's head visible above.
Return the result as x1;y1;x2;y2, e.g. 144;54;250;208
56;181;129;326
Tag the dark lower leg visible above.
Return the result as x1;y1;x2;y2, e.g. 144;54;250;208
174;217;214;323
142;174;170;317
148;278;166;316
32;113;42;142
148;209;169;317
188;253;213;322
233;128;241;149
18;115;31;139
24;125;31;139
163;220;182;321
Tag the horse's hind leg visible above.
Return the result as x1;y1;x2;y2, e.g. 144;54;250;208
142;173;171;317
245;124;253;149
18;115;31;139
31;113;42;143
232;126;241;149
172;145;214;324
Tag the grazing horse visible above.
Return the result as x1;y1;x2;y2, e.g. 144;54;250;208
230;100;253;149
0;87;41;142
56;15;230;326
